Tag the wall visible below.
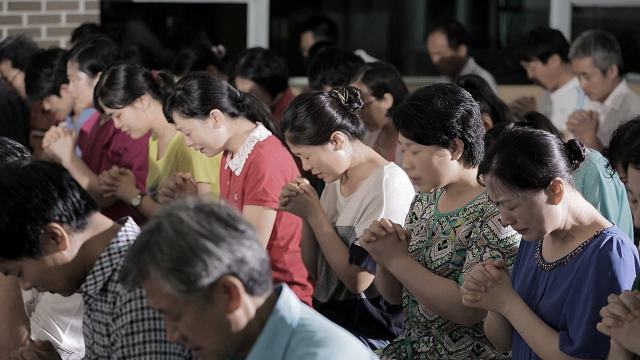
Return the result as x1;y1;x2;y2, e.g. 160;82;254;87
0;0;99;48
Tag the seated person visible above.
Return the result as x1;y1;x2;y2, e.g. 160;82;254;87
119;199;377;360
568;30;640;151
0;160;192;358
425;18;498;92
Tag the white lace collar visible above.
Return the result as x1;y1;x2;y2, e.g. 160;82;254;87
225;122;272;175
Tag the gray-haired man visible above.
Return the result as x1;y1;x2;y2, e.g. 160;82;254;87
568;29;640;150
120;199;377;360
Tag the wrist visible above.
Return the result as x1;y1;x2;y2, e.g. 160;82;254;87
384;253;411;275
498;291;522;318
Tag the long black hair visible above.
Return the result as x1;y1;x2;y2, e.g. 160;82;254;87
94;63;174;113
163;71;281;139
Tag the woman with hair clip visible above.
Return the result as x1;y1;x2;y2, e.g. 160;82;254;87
94;63;221;219
279;86;415;350
462;127;639;359
163;71;313;305
350;62;408;163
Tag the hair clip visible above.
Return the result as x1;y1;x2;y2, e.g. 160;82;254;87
331;88;348;105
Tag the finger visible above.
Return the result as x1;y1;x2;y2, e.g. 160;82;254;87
465;269;493;288
392;223;407;241
368;221;387;237
596;322;613;336
483;265;505;284
604;299;634;321
461;278;487;293
618;290;640;317
461;294;482;307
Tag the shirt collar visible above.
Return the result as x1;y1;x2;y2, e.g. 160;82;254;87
460;57;477;75
80;217;140;297
225;122;271;176
245;284;301;360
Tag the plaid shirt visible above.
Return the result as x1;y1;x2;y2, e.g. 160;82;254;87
80;217;192;359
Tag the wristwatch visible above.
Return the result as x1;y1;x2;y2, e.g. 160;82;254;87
130;192;145;208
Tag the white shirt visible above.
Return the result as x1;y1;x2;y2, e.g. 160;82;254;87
22;290;85;359
585;79;640;148
547;77;591;132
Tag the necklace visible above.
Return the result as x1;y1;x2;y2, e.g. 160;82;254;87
535;228;607;271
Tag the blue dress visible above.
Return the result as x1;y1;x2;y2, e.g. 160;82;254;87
511;226;640;359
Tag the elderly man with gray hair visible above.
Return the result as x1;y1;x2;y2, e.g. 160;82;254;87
567;29;640;151
120;199;377;360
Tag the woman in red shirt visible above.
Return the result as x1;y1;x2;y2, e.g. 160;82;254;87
163;72;313;304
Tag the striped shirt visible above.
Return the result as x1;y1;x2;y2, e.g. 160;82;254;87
80;217;192;359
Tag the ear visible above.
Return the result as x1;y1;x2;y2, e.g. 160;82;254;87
607;64;619;79
381;92;394;111
456;44;468;58
135;93;152;109
329;131;348;151
40;223;71;255
481;113;494;130
545;178;565;205
449;138;465;161
208;109;225;129
217;275;244;314
547;54;562;67
92;72;102;87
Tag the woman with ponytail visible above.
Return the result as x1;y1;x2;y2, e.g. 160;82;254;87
94;63;221;219
279;86;415;350
163;72;313;305
462;127;640;359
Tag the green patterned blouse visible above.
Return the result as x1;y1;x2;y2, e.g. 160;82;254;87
382;189;521;360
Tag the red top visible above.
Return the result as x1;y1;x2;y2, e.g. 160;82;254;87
77;111;149;223
270;87;296;124
220;133;313;305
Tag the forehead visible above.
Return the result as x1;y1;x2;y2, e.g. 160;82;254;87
233;76;256;92
427;31;451;50
286;141;320;154
485;175;523;202
571;57;597;72
626;166;640;190
0;59;15;72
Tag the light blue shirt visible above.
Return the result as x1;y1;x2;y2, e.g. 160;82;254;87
245;285;378;360
574;149;634;240
65;108;97;156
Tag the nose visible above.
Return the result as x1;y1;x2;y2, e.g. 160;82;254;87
112;118;123;129
184;136;194;147
165;321;182;343
499;213;515;228
526;68;535;80
300;158;311;172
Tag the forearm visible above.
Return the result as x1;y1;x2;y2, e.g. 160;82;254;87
0;276;29;354
301;221;319;280
501;295;584;360
62;155;115;208
133;195;159;219
308;212;374;294
385;255;486;326
484;311;513;352
375;265;403;305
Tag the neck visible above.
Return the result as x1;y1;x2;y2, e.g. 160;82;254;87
64;213;119;292
443;166;481;195
601;77;623;103
551;65;575;92
233;290;277;357
148;101;175;140
548;190;603;243
226;117;259;156
340;141;383;185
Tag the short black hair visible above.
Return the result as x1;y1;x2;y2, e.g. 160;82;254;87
352;62;408;114
282;86;365;146
307;47;364;90
0;136;30;165
456;74;513;126
25;48;70;103
70;23;106;46
300;16;338;43
479;127;586;190
231;47;289;99
171;43;222;79
519;27;570;63
426;17;468;49
0;161;98;260
0;35;39;71
607;116;640;175
391;83;485;167
69;36;121;79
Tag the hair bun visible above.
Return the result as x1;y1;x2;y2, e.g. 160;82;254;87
564;139;587;171
329;86;363;113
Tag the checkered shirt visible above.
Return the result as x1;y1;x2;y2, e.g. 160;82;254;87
79;217;192;359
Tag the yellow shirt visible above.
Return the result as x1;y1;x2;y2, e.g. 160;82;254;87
147;132;221;200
